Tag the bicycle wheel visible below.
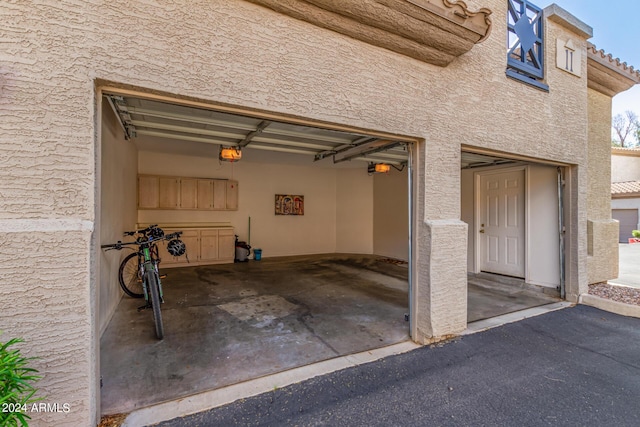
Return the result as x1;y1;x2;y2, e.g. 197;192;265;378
146;270;164;340
118;252;144;298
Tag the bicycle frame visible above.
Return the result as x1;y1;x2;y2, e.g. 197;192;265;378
138;243;164;303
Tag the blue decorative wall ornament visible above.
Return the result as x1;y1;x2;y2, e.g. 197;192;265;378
507;0;546;87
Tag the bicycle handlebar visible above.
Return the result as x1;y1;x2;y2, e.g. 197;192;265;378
101;230;183;251
123;224;159;237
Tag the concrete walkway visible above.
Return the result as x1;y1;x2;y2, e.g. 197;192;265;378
610;243;640;288
154;305;640;427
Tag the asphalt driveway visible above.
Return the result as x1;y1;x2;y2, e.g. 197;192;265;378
611;243;640;288
156;305;640;427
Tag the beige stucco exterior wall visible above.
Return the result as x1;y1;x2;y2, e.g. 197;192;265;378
0;1;599;424
611;151;640;182
586;88;619;284
373;168;409;261
99;99;138;335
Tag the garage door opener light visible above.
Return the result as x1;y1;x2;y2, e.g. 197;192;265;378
368;163;390;174
219;146;242;162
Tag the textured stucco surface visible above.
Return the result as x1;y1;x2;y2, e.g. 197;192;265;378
587;220;619;284
611;150;640;183
586;88;619;284
587;89;613;219
0;0;610;423
0;230;94;425
414;220;469;342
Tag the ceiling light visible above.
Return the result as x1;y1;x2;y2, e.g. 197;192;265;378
368;163;390;174
219;146;242;162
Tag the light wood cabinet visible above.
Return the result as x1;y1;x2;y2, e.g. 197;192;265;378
199;229;219;262
180;178;198;209
137;174;238;211
218;229;235;260
197;179;213;209
212;179;226;210
158;177;179;208
226;181;238;210
157;227;234;268
138;176;159;208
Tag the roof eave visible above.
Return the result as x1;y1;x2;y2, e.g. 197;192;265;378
587;43;640;97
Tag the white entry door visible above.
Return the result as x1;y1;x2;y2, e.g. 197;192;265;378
479;169;525;277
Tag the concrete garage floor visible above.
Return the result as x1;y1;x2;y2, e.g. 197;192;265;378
467;273;560;322
100;254;560;415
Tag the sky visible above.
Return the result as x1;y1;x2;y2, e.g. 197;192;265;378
538;0;640;117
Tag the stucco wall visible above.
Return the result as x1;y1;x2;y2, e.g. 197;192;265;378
586;89;619;284
373;168;409;261
612;199;640;211
99;99;138;336
1;0;597;423
611;151;640;182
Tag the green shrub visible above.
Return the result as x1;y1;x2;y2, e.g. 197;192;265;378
633;230;640;238
0;337;41;427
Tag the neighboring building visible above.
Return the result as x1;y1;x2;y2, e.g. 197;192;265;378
611;147;640;242
1;1;639;425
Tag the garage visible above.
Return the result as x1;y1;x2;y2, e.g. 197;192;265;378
99;89;415;414
612;209;639;243
98;89;570;417
460;149;565;320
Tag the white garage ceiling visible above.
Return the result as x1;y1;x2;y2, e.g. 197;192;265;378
104;94;410;168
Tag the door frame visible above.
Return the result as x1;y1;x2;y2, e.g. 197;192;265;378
473;165;529;280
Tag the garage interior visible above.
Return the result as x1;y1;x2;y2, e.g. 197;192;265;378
461;150;564;320
99;91;562;415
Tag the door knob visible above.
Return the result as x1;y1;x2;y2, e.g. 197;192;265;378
479;229;485;233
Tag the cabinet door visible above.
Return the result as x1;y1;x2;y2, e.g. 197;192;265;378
199;229;219;261
226;180;238;210
197;179;214;209
159;177;180;208
180;178;198;209
218;229;235;260
156;229;197;265
138;176;159;209
212;180;226;210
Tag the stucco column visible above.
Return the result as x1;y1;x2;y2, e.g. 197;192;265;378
564;165;589;302
586;89;619;284
411;141;468;344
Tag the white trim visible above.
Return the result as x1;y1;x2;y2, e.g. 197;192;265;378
0;219;94;233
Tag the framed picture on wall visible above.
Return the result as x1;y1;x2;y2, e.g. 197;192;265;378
275;194;304;215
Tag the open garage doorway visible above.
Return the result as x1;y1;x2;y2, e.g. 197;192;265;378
97;87;417;415
460;149;566;323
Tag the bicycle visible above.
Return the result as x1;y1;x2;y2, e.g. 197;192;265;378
102;225;186;339
117;225;166;299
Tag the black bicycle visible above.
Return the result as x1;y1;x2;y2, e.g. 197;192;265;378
102;225;186;339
